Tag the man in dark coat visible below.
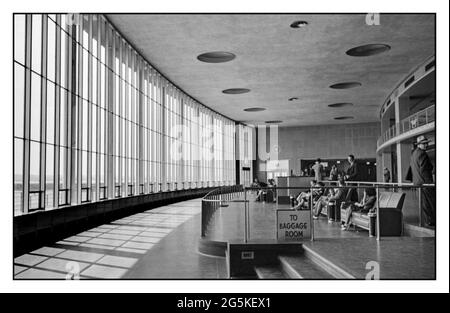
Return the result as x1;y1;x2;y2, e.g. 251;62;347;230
345;154;359;202
383;167;391;183
406;135;435;226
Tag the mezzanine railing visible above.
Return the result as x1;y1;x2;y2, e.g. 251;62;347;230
377;105;435;148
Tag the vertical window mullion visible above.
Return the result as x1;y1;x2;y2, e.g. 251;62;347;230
137;57;143;192
147;68;151;192
76;15;83;204
52;15;61;208
68;19;76;204
22;15;32;214
107;25;115;199
124;44;129;195
161;86;167;190
39;15;48;209
130;50;135;195
87;15;93;200
118;38;123;196
95;15;101;201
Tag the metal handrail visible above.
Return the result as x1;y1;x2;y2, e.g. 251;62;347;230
318;180;435;187
201;184;244;237
377;105;435;148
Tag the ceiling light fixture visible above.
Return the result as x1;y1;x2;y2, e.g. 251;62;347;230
265;120;283;124
328;103;354;108
222;88;251;94
290;21;308;28
346;44;391;57
288;97;299;101
197;51;236;63
334;116;354;120
244;107;266;112
329;82;362;89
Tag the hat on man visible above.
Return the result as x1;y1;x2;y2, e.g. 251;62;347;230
416;135;430;144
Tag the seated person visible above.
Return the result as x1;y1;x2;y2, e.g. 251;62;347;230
293;180;317;209
267;179;277;202
250;178;260;196
293;181;324;210
255;180;268;202
250;178;260;189
341;187;376;231
313;178;346;220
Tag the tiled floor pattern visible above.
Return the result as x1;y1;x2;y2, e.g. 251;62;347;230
14;199;210;279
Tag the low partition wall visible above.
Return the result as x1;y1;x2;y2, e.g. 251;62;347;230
14;187;214;256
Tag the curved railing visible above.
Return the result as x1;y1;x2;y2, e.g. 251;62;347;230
377;105;435;150
379;55;435;119
201;185;244;237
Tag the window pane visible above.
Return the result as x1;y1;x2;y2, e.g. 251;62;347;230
45;144;54;208
82;150;88;187
29;141;40;192
46;80;55;144
47;17;56;82
14;14;26;64
60;29;67;88
30;72;41;141
59;146;68;189
14;63;25;138
14;138;24;215
60;88;67;146
31;14;42;74
82;100;88;150
83;49;89;100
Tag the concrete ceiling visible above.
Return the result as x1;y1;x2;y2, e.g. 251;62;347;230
107;14;435;127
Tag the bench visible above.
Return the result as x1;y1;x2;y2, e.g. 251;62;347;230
319;188;352;221
340;191;406;237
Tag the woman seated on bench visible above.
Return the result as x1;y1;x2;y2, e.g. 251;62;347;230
341;187;376;231
313;178;346;221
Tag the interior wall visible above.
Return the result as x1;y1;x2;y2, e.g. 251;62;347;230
258;122;380;178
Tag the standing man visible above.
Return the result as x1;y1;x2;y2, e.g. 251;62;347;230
312;158;324;182
345;155;359;181
329;164;338;181
406;135;435;226
345;155;359;202
383;167;391;183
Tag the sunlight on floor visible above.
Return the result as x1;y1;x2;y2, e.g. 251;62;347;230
14;200;201;279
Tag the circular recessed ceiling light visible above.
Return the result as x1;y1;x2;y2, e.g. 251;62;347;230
222;88;251;94
329;82;362;89
328;102;354;108
265;120;283;124
288;97;299;101
290;20;308;28
346;44;391;57
334;116;354;120
197;51;236;63
244;107;266;112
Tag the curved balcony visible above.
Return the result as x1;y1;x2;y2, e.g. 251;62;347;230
377;105;435;152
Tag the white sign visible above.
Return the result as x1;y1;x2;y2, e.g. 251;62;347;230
276;210;311;241
266;159;289;172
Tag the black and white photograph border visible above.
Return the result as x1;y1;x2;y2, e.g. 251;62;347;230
1;0;449;294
